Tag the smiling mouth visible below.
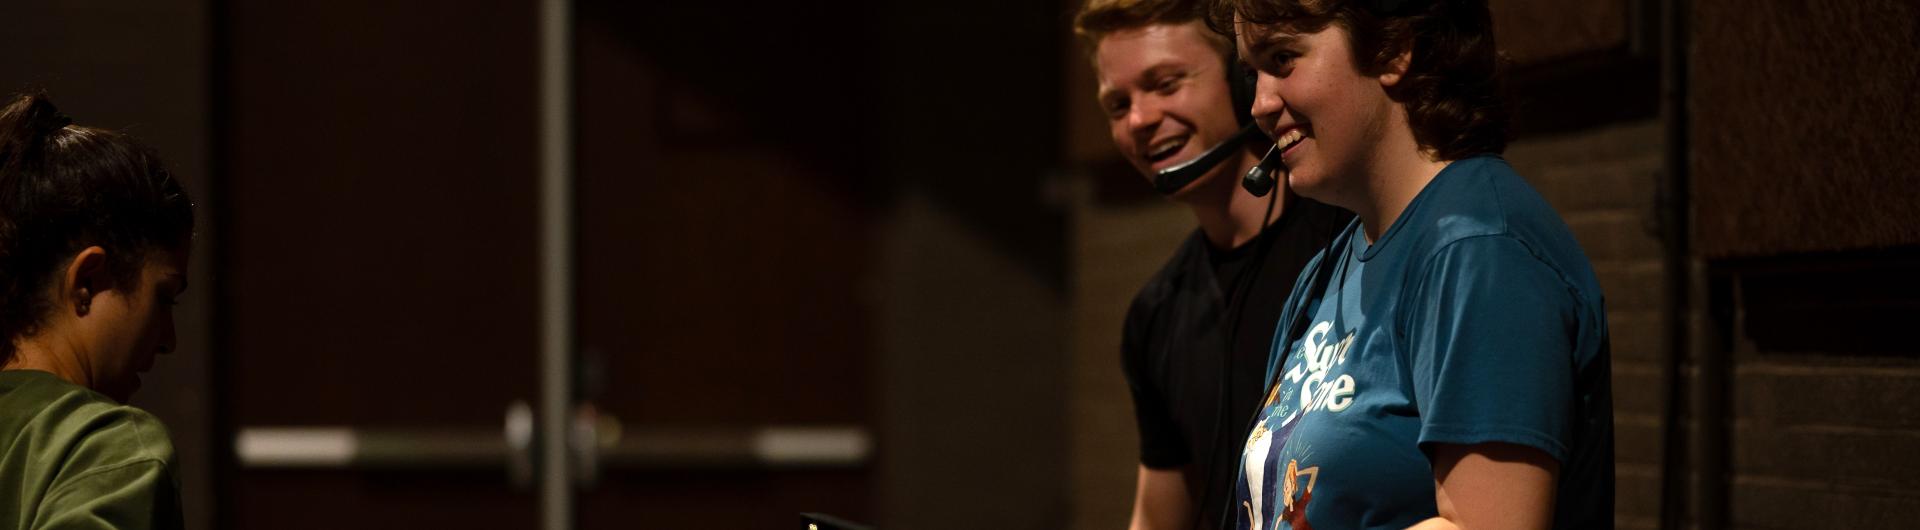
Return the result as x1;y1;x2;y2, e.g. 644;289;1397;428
1145;136;1190;165
1274;126;1308;156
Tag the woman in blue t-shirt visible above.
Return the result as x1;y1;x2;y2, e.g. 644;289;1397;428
1209;1;1614;529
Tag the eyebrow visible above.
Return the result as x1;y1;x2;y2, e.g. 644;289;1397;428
1139;63;1190;82
1243;32;1301;57
1099;62;1189;103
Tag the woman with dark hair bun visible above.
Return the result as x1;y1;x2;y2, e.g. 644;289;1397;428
1210;1;1614;529
0;93;193;530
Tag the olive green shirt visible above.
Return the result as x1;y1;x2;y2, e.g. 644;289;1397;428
0;370;183;530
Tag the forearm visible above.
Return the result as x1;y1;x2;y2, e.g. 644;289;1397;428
1130;464;1195;530
1407;517;1461;530
1421;442;1558;530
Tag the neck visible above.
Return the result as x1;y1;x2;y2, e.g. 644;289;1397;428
3;330;92;389
1348;108;1451;244
1184;152;1282;250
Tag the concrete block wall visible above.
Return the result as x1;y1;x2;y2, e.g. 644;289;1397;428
1719;285;1920;529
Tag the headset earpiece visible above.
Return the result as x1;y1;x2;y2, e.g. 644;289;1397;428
1226;46;1278;197
1225;49;1256;127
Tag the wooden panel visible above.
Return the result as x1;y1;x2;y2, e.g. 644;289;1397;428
1692;0;1920;258
1492;0;1632;65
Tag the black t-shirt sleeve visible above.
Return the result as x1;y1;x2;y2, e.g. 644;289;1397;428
1122;292;1192;468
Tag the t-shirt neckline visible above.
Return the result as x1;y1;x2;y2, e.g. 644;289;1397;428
1358;156;1494;261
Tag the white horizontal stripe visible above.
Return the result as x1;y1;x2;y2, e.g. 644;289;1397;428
236;427;358;467
753;427;870;465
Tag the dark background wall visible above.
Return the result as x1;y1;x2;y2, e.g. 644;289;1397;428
869;0;1072;527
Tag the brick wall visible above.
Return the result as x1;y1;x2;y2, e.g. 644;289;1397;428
1710;254;1920;529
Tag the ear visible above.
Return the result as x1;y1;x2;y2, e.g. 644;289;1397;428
1378;47;1413;87
63;246;111;316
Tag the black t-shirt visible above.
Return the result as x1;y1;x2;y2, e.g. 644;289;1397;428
1121;197;1350;529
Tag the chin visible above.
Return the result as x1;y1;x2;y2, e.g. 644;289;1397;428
1285;168;1337;204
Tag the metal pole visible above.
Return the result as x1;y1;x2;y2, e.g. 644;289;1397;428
1655;0;1692;529
538;0;575;527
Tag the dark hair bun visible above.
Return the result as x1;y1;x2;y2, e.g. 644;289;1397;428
0;94;73;173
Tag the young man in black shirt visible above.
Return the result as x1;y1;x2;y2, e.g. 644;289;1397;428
1075;1;1350;528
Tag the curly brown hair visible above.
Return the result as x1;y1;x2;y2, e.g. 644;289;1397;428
1209;0;1508;159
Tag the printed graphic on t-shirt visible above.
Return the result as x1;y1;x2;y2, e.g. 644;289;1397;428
1242;319;1356;530
1243;456;1320;530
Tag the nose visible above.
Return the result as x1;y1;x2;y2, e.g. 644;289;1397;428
1125;95;1164;140
1250;72;1284;130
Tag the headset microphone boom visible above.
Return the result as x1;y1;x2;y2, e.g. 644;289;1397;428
1150;122;1286;198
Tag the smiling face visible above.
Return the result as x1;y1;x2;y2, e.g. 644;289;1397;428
80;248;189;402
1095;21;1249;196
1237;19;1401;210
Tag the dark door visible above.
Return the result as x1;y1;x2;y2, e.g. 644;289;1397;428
570;1;875;527
218;0;875;527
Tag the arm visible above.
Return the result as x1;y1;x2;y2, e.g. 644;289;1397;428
1404;238;1580;530
1130;464;1195;530
34;460;183;530
1120;287;1198;529
1408;442;1558;530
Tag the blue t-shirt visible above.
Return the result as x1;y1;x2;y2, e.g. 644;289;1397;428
1233;156;1613;530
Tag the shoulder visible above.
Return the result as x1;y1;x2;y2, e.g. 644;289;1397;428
62;402;177;469
1125;229;1209;321
1402;156;1596;287
1408;156;1535;242
4;373;178;473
